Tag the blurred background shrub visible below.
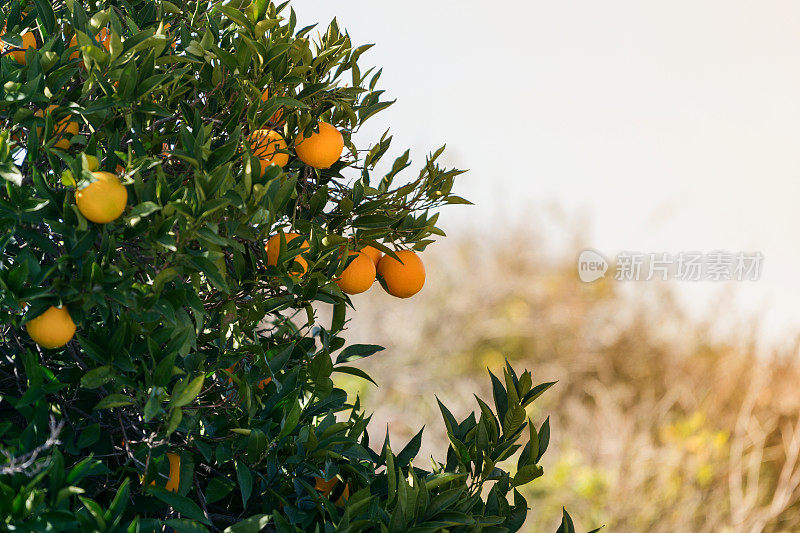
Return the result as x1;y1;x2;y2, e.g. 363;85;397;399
333;230;800;532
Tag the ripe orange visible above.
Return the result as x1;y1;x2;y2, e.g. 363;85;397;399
266;232;310;277
161;23;177;50
0;30;37;64
35;105;79;150
377;250;426;298
76;171;128;224
224;363;270;393
249;129;289;174
225;363;238;384
360;245;383;266
26;306;76;349
336;251;376;295
295;122;343;169
315;476;349;506
165;452;180;493
69;27;110;60
260;89;284;125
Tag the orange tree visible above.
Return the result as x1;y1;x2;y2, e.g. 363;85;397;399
0;1;593;531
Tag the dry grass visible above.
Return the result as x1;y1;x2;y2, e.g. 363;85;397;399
333;232;800;532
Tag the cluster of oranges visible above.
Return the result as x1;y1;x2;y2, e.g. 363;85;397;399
24;167;128;349
265;232;426;299
12;27;428;352
250;89;345;171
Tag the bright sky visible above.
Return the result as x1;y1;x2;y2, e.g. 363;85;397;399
293;0;800;346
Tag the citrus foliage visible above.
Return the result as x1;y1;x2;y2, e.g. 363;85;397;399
0;1;581;531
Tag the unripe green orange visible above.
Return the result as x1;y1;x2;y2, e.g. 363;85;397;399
84;154;100;171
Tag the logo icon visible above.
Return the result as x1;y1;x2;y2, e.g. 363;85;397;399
577;249;608;283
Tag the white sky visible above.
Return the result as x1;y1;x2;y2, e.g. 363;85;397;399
293;0;800;346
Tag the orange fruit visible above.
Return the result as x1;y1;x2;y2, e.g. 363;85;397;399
35;105;79;150
26;306;76;349
249;129;289;174
76;171;128;224
69;27;110;60
260;89;284;125
377;250;426;298
224;363;270;392
360;245;383;266
338;484;350;505
162;23;177;50
0;30;37;64
164;452;180;493
336;251;376;295
314;476;349;506
295;122;343;169
225;363;237;384
266;232;310;277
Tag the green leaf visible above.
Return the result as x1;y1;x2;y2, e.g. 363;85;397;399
503;404;525;436
235;461;253;506
396;427;424;468
522;381;557;406
166;407;183;435
512;463;543;487
444;195;473;205
331;302;346;333
80;366;113;389
205;477;235;504
32;0;56;34
556;508;575;533
93;394;133;410
336;344;384;364
223;515;272;533
171;375;204;408
333;366;377;386
127;201;161;219
424;472;466;490
147;487;211;525
246;429;267;463
163;519;210;533
536;418;550;463
216;5;251;28
278;400;301;439
0;162;23;186
77;424;101;449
